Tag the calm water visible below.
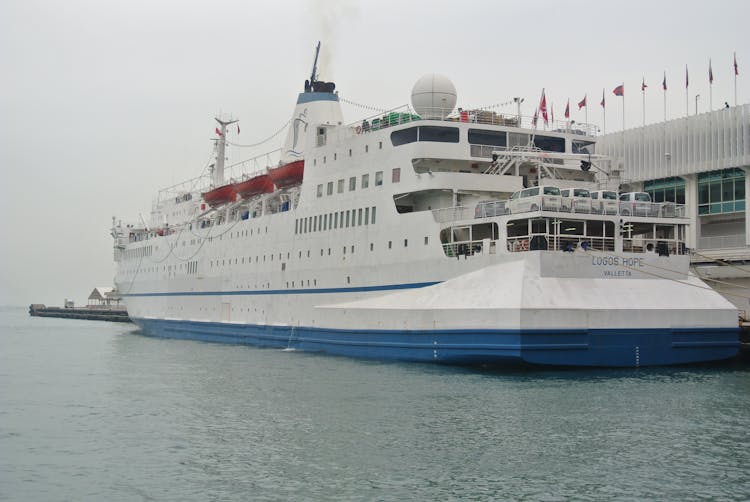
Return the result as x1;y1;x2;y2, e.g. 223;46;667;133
1;306;749;501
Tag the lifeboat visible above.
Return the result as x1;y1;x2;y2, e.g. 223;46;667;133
235;174;275;199
268;160;304;188
202;183;237;207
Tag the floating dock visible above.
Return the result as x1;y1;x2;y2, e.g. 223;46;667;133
29;304;131;323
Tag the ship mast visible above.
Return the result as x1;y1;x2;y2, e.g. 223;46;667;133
214;117;238;186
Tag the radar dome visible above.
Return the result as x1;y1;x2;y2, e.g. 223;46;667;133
411;74;457;119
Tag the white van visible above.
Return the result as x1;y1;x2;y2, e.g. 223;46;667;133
619;192;652;216
590;190;619;214
508;185;563;213
560;187;592;213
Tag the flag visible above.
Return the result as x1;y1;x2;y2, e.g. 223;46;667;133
578;95;586;109
685;65;689;88
600;89;605;108
564;99;570;119
613;84;624;96
709;59;714;84
735;52;739;75
215;127;223;136
237;124;241;134
662;72;667;91
551;103;554;123
539;90;548;125
532;108;538;126
642;78;647;91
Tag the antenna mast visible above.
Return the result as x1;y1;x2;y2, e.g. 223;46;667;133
310;41;321;84
214;117;238;186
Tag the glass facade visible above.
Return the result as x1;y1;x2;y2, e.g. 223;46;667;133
697;168;745;215
644;177;685;204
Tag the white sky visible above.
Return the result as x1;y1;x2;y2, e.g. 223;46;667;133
1;0;747;306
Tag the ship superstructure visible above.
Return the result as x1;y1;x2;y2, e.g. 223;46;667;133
111;46;739;367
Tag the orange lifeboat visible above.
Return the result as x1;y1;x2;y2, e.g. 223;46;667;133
268;160;304;188
202;183;237;207
234;174;275;199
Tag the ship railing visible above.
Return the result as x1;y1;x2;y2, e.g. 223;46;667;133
442;239;497;258
468;200;686;219
507;234;616;253
618;201;686;218
347;105;598;136
432;206;474;223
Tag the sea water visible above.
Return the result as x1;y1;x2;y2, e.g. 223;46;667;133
1;306;749;501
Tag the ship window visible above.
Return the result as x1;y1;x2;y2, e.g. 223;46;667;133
391;127;418;146
295;219;298;234
317;184;323;197
327;181;333;195
388;240;392;249
419;126;459;143
314;216;318;232
358;208;363;225
468;129;507;147
337;179;345;193
424;236;429;245
347;276;351;284
365;145;369;153
362;174;369;188
328;248;331;255
365;207;370;224
375;171;383;186
343;246;346;255
323;156;326;164
370;243;374;251
334;212;338;228
379;141;383;149
349;177;356;191
334;153;337;160
321;249;324;256
346;211;350;227
349;149;352;157
314;159;317;166
392;168;401;183
371;206;376;224
533;135;565;152
322;215;327;231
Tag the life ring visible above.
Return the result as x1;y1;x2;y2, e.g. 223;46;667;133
355;125;362;134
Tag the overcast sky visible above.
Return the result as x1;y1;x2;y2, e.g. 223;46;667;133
1;0;747;306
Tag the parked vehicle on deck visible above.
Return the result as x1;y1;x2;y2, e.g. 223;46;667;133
590;190;619;214
508;185;562;213
619;192;652;216
560;187;592;213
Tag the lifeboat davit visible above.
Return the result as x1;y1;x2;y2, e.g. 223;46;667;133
202;183;237;207
268;160;304;189
235;174;275;199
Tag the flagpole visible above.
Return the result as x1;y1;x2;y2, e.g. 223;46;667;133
709;59;713;111
642;80;646;128
622;82;625;132
685;65;689;117
735;52;738;106
585;94;588;126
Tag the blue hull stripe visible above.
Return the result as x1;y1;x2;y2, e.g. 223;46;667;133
132;317;740;368
121;281;440;298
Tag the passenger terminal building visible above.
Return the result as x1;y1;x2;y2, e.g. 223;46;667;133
598;103;750;308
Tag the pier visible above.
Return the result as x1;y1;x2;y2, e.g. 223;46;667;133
28;304;131;322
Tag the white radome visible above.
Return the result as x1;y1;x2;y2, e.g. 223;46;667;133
411;74;457;119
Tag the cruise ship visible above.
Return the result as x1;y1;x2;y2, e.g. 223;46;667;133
111;46;740;367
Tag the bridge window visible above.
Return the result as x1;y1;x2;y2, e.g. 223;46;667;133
468;129;507;147
533;135;565;152
390;126;459;146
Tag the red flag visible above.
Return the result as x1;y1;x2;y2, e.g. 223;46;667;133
642;78;647;91
237;124;241;134
734;52;739;76
613;85;624;96
539;90;548;125
685;65;689;88
600;89;605;108
662;72;667;91
578;95;587;109
709;59;714;84
215;127;223;136
564;99;570;119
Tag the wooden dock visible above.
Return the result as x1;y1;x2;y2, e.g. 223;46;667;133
29;304;131;323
